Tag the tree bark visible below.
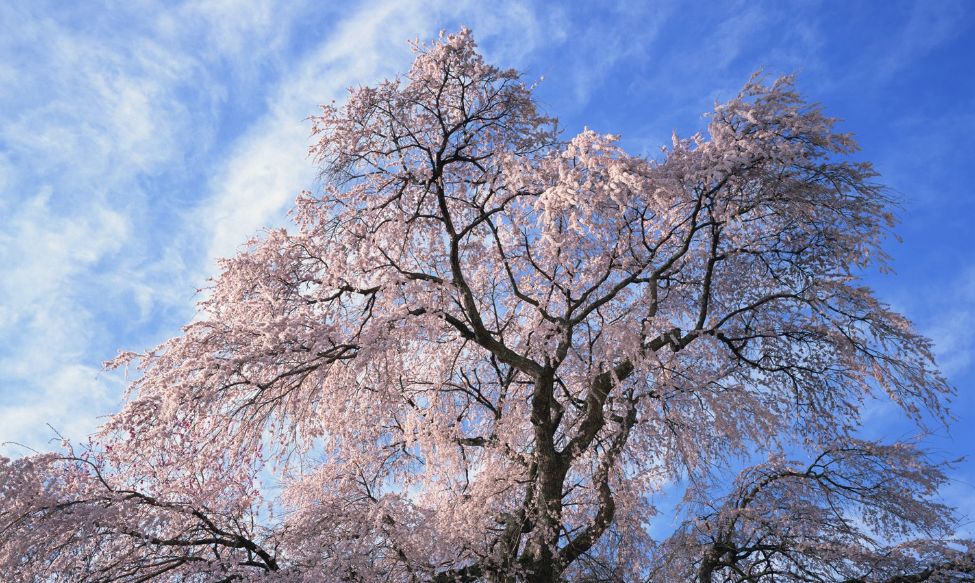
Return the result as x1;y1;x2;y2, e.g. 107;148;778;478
522;369;568;582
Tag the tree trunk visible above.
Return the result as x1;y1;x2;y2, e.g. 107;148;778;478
522;371;567;583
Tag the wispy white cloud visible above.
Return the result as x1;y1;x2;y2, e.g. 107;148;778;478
0;0;567;454
874;0;969;82
197;0;567;263
0;365;121;457
452;0;568;67
923;267;975;378
0;13;169;447
564;1;672;108
0;189;129;454
0;0;295;453
198;0;427;263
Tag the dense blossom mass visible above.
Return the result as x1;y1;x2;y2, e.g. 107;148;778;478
1;30;972;583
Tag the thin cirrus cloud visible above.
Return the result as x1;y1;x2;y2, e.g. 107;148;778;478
0;5;197;454
0;0;568;455
0;0;300;454
198;0;429;264
198;0;571;264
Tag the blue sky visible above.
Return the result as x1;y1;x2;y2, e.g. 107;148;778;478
1;0;973;531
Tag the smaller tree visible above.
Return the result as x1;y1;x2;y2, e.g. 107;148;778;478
649;441;974;583
1;29;971;583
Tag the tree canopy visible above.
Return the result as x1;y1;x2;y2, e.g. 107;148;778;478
1;29;971;583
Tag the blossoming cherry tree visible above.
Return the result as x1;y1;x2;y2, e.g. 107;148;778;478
1;29;971;583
